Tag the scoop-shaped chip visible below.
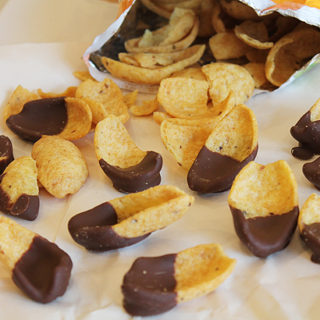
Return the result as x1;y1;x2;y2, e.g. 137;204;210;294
0;157;39;221
202;62;255;105
102;45;205;85
228;160;299;258
75;78;129;125
3;85;40;122
209;32;249;60
73;70;95;82
119;46;201;69
157;77;209;118
122;243;236;316
220;0;259;20
6;97;92;142
0;135;14;174
125;18;199;53
94;116;163;193
291;97;320;155
0;215;72;303
188;104;258;193
32;136;88;199
68;185;193;251
235;21;274;50
265;27;320;86
298;193;320;263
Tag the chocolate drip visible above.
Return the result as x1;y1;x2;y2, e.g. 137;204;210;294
68;202;149;251
303;157;320;189
0;135;14;173
6;97;67;142
230;206;299;258
122;254;177;316
291;146;314;160
187;146;258;193
290;111;320;154
12;236;72;303
0;182;39;221
99;151;162;193
300;223;320;263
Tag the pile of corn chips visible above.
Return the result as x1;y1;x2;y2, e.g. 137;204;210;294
98;0;320;89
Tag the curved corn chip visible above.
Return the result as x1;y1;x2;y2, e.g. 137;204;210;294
32;136;88;199
234;21;274;50
94;116;162;192
68;185;194;250
102;45;205;85
265;27;320;86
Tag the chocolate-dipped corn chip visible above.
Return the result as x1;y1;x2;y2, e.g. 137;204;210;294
188;104;258;193
68;185;193;251
160;94;235;170
228;160;299;258
94;115;162;193
290;98;320;157
122;244;235;316
0;215;72;303
0;135;14;174
0;157;39;221
32;136;88;199
303;156;320;189
6;96;92;142
299;193;320;263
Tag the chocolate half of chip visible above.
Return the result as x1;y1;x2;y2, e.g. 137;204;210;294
303;157;320;190
290;111;320;154
6;97;67;142
0;135;14;173
230;206;299;258
99;151;163;193
68;202;149;251
300;222;320;263
291;146;314;160
122;254;178;316
187;146;258;193
12;236;73;303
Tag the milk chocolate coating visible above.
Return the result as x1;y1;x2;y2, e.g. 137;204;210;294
187;146;258;193
6;97;67;142
300;223;320;263
12;236;72;303
303;157;320;190
0;135;14;173
291;146;314;160
0;178;39;221
290;111;320;153
99;151;162;193
68;202;150;251
122;254;177;316
230;206;299;258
